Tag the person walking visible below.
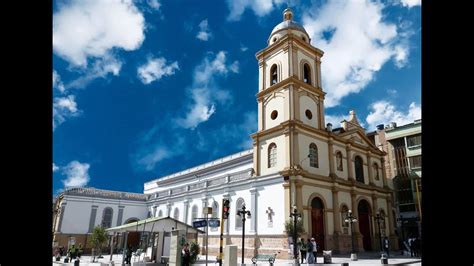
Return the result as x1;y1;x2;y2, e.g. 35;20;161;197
310;238;318;263
306;239;315;264
409;237;415;257
298;238;307;264
383;236;390;257
182;243;191;266
77;243;83;259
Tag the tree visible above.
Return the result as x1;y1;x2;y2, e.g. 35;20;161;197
190;241;200;264
284;219;305;238
89;226;109;262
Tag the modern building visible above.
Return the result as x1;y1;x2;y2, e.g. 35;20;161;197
52;8;399;259
367;120;422;242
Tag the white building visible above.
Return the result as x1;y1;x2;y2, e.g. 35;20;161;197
53;8;398;258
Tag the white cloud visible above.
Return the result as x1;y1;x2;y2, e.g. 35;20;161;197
53;95;81;130
53;0;145;67
53;163;59;172
226;0;285;21
136;146;171;171
66;55;123;89
400;0;421;8
53;70;65;93
137;57;179;84
133;135;185;171
147;0;161;10
240;44;248;52
177;51;239;129
61;160;90;188
302;1;410;107
196;19;212;41
365;101;421;130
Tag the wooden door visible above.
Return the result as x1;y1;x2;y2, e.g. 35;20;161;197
311;197;325;252
358;200;372;251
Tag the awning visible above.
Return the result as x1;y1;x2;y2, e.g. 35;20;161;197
105;216;205;234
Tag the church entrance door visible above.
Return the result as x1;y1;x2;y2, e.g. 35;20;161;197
358;200;372;251
311;197;325;252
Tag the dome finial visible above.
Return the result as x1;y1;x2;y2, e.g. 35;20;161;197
283;8;293;21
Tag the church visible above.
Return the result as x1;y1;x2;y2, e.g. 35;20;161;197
53;8;397;259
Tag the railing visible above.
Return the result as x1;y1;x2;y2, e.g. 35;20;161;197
64;187;147;201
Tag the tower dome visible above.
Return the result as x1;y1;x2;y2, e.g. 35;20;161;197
268;8;310;46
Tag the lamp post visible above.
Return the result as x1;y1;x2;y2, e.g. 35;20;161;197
289;206;302;265
237;204;251;266
374;212;385;253
345;210;358;261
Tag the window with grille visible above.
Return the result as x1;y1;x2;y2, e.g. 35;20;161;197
173;208;179;221
409;156;422;170
407;134;421;148
355;156;365;183
303;64;311;84
268;143;277;168
309;143;318;168
191;205;198;222
101;207;113;228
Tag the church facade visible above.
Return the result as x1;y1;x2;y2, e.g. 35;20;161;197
53;8;398;259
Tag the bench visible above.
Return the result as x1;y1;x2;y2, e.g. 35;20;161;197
251;253;277;264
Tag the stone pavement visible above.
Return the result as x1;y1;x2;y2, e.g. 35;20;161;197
52;252;422;266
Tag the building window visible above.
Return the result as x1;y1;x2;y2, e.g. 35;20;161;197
373;163;380;180
271;110;278;120
407;134;421;148
191;205;198;222
341;205;349;234
101;207;113;228
409;156;422;170
303;64;311;84
336;151;343;171
268;143;277;168
235;198;245;230
158;210;163;217
355;156;365;183
173;208;179;221
309;143;318;168
270;64;278;85
305;109;313;120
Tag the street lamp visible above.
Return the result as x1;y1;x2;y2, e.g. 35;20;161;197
289;206;302;265
374;212;385;253
344;210;358;261
237;204;251;266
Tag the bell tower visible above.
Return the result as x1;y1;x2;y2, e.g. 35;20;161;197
251;8;328;176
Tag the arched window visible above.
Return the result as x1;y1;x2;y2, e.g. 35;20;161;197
158;210;163;218
304;64;311;84
268;143;277;168
211;201;219;231
191;205;198;222
101;207;113;228
340;205;349;234
270;64;278;85
235;198;245;230
336;151;343;171
373;163;380;180
173;208;179;220
309;143;318;168
355;156;365;183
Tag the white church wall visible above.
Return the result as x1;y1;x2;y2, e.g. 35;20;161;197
299;95;318;128
259;135;286;176
265;93;286;129
333;143;348;180
298;134;329;176
256;182;285;235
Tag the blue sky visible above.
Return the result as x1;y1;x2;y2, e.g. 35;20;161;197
52;0;421;195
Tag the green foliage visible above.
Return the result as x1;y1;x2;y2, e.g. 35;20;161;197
284;219;305;238
89;226;108;253
190;241;200;264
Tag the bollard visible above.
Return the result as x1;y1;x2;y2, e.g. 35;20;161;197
381;253;388;264
341;263;349;266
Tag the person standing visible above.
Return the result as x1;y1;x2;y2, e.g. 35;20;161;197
383;237;390;257
306;239;315;264
310;238;318;263
182;243;191;266
78;243;83;259
298;238;307;264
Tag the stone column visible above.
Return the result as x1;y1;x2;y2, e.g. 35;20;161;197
328;138;336;178
295;180;303;211
332;188;341;234
346;144;354;181
283;182;291;221
367;151;374;185
183;199;189;224
350;191;360;234
381;158;388;188
319;99;325;129
250;188;258;233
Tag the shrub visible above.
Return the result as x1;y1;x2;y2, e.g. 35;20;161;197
190;241;200;264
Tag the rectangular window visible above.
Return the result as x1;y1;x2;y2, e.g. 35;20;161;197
407;134;421;148
409;156;422;169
